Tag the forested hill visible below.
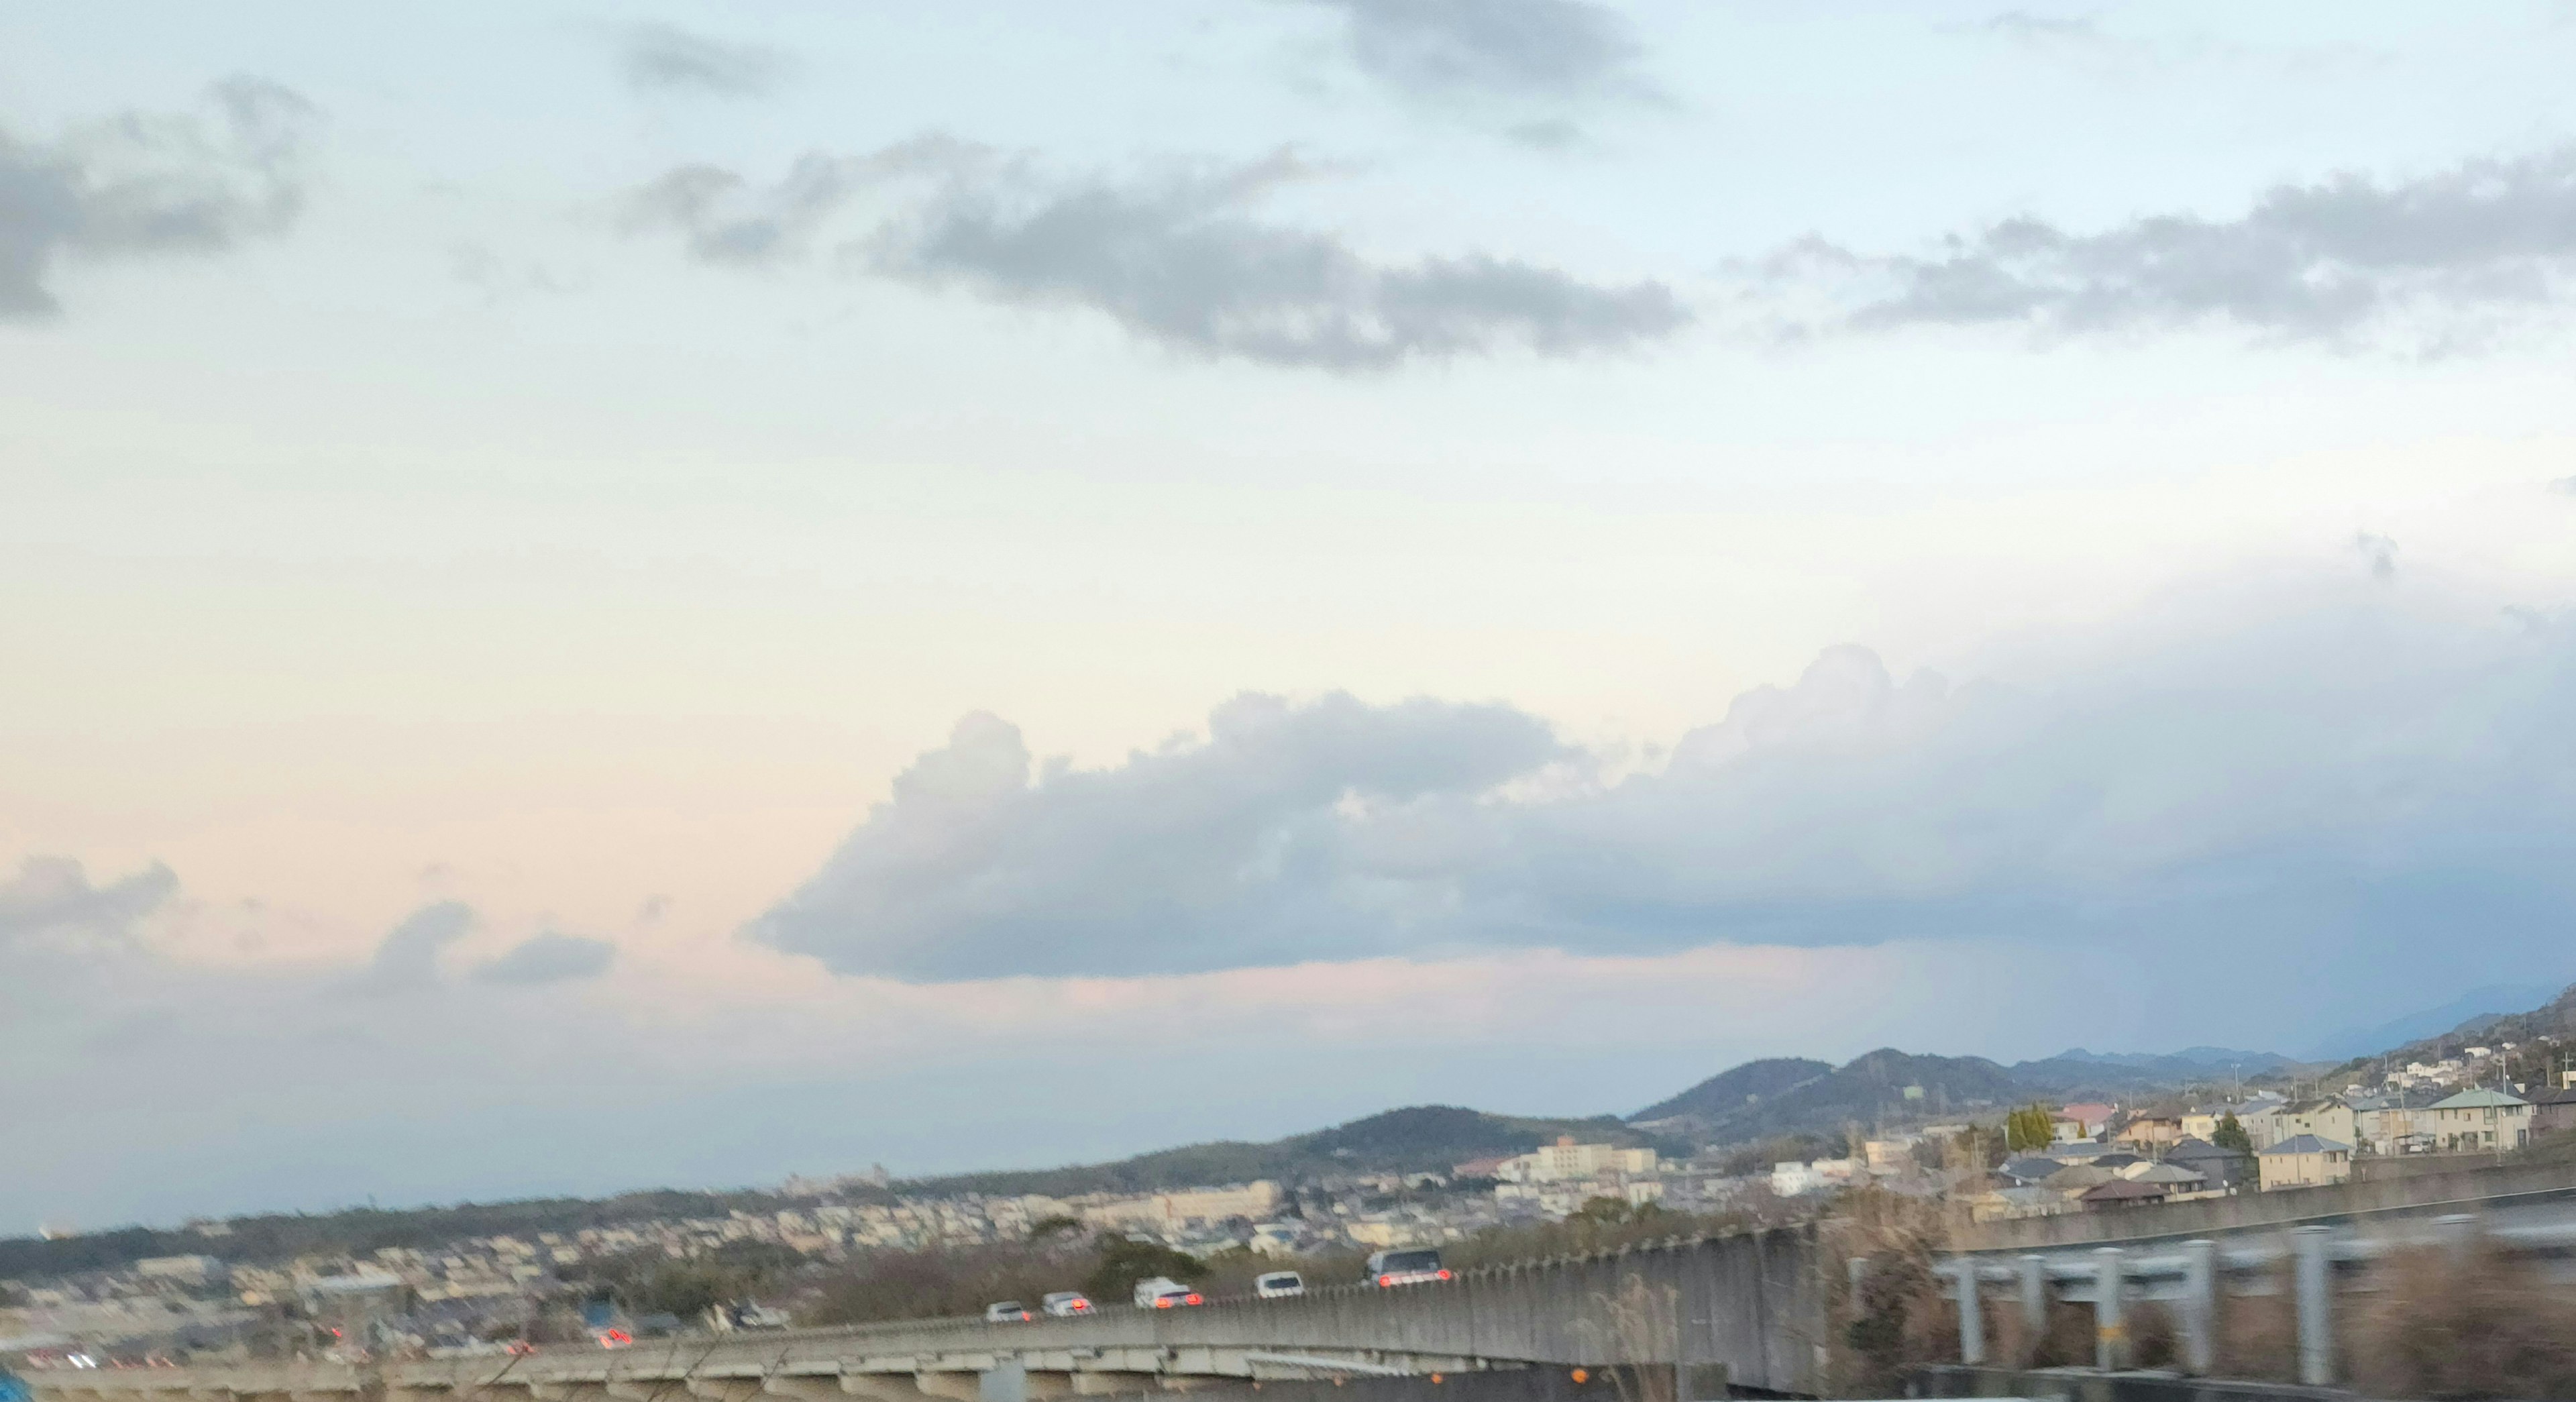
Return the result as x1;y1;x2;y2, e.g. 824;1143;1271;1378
896;1106;1684;1199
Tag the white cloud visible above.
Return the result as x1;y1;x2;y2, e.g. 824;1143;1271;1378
753;578;2576;988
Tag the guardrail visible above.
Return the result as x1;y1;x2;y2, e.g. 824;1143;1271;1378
1919;1210;2576;1388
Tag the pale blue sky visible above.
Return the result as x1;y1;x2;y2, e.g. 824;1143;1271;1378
7;2;2576;1228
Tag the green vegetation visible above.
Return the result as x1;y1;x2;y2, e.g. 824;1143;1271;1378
557;1239;802;1321
2004;1105;2057;1153
2211;1113;2253;1154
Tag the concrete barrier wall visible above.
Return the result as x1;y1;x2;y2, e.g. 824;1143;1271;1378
23;1228;1825;1401
1955;1158;2576;1253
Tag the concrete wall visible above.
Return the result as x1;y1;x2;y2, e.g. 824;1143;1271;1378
15;1228;1825;1402
1955;1157;2576;1253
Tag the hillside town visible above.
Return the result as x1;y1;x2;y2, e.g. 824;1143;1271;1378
13;1030;2576;1370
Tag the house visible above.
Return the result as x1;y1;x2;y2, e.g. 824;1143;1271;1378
1996;1156;2065;1188
2055;1103;2116;1140
2164;1137;2253;1190
2079;1178;2173;1211
2528;1087;2576;1138
1968;1185;2068;1224
2351;1088;2457;1155
2044;1165;2118;1201
2257;1135;2353;1191
1499;1138;1658;1183
2235;1094;2292;1149
2115;1115;2183;1152
2426;1087;2532;1152
2127;1161;2214;1199
2275;1097;2357;1149
2088;1152;2147;1175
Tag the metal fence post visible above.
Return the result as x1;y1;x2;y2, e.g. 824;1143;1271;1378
2092;1247;2126;1371
2178;1239;2216;1375
2292;1226;2333;1387
2017;1254;2047;1358
1953;1260;1985;1366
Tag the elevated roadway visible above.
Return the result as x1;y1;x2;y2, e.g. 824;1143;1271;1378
17;1228;1825;1402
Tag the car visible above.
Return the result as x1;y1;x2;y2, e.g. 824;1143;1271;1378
1132;1276;1204;1309
983;1301;1033;1323
1254;1271;1305;1299
1365;1248;1450;1288
1040;1291;1095;1317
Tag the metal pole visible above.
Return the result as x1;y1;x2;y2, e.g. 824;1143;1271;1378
1953;1260;1985;1365
2292;1226;2333;1387
2178;1240;2216;1375
2017;1254;2047;1357
2092;1247;2126;1371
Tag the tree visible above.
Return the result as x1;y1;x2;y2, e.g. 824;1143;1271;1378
2005;1105;2057;1154
2210;1112;2253;1154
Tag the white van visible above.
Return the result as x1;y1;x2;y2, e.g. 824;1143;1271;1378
1133;1277;1203;1308
1254;1271;1305;1299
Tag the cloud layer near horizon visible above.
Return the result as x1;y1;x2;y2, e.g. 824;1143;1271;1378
755;583;2576;982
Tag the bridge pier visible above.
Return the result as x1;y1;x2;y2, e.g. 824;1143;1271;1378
913;1375;981;1402
839;1379;934;1402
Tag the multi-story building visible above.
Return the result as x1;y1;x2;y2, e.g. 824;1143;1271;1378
2426;1087;2532;1151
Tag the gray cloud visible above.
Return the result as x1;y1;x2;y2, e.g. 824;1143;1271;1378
616;23;789;99
1750;144;2576;349
1287;0;1648;102
360;901;474;993
2353;532;2400;581
625;141;1689;368
753;588;2576;985
754;694;1565;979
0;77;316;319
0;857;176;949
472;932;616;985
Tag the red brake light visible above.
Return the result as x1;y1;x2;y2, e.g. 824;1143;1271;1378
1379;1275;1393;1286
1186;1294;1202;1305
1438;1270;1451;1281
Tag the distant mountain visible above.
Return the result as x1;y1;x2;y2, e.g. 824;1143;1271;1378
896;1106;1680;1199
1628;1057;1833;1124
2046;1046;2296;1071
2008;1046;2303;1095
2303;983;2569;1062
1629;1049;2024;1144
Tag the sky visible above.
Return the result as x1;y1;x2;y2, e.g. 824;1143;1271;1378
7;1;2576;1232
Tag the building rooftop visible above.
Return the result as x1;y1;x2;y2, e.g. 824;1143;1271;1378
2430;1087;2531;1110
2259;1134;2351;1156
